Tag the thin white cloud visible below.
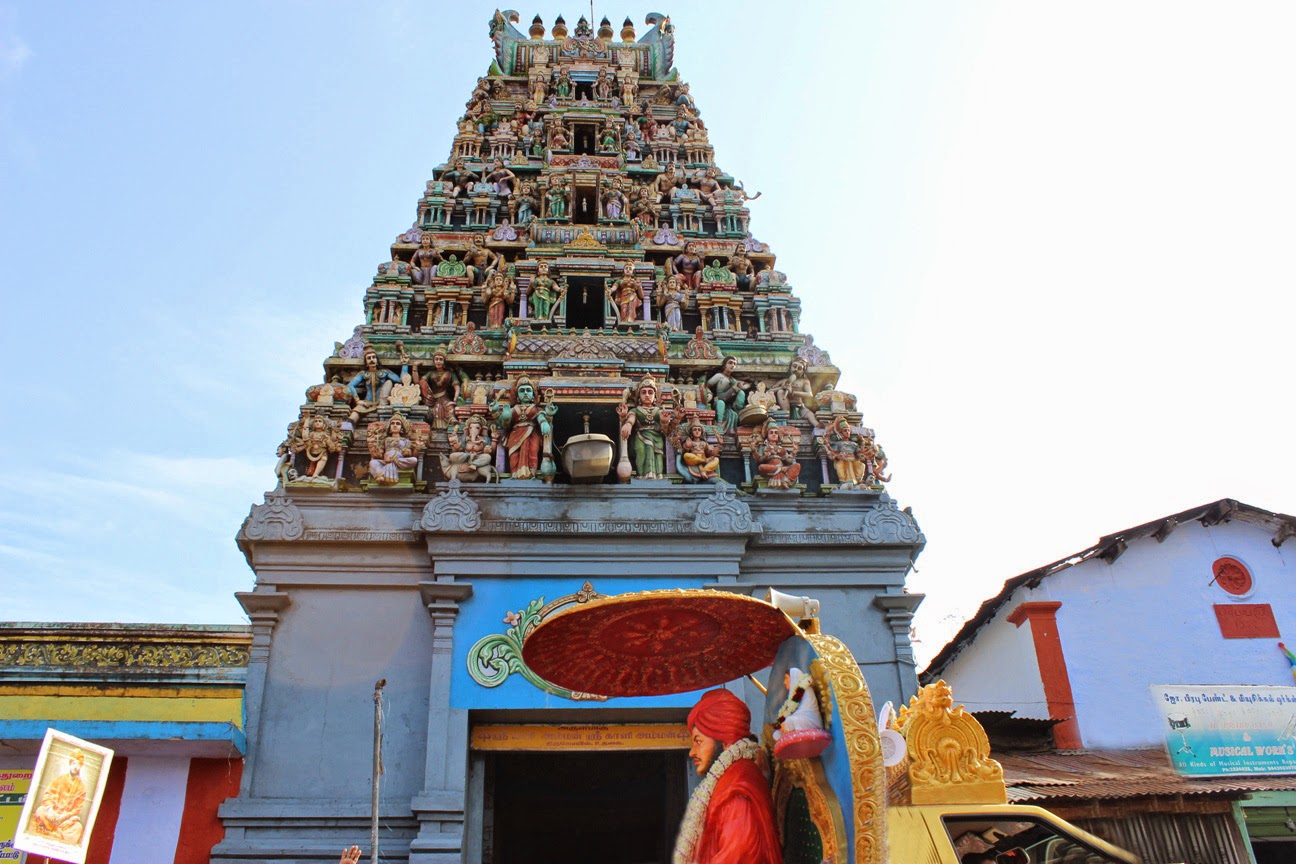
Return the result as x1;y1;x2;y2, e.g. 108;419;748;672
0;33;30;79
0;543;62;564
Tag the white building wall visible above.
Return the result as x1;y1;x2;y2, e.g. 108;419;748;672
941;517;1296;750
940;587;1050;719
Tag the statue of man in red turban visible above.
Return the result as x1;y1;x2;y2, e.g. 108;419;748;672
673;689;783;864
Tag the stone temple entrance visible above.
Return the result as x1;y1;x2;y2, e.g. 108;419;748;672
484;750;688;864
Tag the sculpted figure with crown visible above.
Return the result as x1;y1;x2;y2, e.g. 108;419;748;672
617;375;674;480
491;376;557;481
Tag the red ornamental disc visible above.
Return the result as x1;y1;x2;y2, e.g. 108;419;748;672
522;589;799;697
1213;557;1253;596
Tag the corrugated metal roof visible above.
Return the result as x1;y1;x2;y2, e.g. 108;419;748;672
998;748;1296;802
922;498;1296;680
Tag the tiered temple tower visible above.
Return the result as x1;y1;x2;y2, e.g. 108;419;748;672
223;13;925;864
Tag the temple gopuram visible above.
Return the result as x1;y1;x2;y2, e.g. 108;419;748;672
223;12;925;864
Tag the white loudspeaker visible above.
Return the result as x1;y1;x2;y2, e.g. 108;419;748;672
767;588;821;620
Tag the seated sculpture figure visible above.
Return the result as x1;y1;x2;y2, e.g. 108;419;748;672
367;413;420;485
674;419;720;483
771;667;832;760
440;416;496;483
772;356;819;427
752;420;801;489
706;356;750;433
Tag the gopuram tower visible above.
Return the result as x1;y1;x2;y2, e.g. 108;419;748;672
223;12;925;864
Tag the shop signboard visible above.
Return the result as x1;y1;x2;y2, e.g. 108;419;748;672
0;769;32;863
1151;684;1296;776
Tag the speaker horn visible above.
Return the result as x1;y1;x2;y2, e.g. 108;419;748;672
767;588;820;621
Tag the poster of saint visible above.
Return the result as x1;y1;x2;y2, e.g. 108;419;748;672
0;768;33;863
13;729;114;864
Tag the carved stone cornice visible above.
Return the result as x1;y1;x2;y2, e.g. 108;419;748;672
240;490;305;542
417;480;481;532
860;500;924;546
693;483;763;534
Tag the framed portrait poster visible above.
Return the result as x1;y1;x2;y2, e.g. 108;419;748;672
13;729;114;864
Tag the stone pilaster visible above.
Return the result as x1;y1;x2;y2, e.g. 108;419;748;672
233;590;290;800
873;592;924;700
409;580;474;864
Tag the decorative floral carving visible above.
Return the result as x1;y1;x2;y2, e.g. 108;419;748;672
892;679;1006;806
334;326;367;359
806;633;885;864
684;326;719;360
693;484;762;533
417;478;482;532
448;321;488;355
796;335;831;366
242;490;305;542
0;640;250;669
551;336;619;361
861;500;921;544
466;593;607;701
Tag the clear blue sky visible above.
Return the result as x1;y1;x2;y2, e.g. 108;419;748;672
3;2;1294;662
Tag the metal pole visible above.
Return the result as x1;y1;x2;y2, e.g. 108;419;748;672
371;678;386;864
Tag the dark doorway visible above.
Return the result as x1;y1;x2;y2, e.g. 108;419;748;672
1255;841;1296;864
565;276;606;329
574;123;597;155
573;185;597;224
489;750;687;864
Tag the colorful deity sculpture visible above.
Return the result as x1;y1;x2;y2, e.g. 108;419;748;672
658;273;689;331
773;356;819;427
706;356;751;433
859;427;891;485
529;260;564;321
674;418;721;483
617;375;673;480
417;350;465;429
440;415;497;483
752;421;801;489
484;271;517;329
346;345;405;418
604;177;627;219
726;245;757;293
609;262;643;325
669;240;705;291
411;234;441;286
485;158;517;197
514;181;538;225
491;376;557;481
819;415;870;488
545;175;569;220
465;240;502;287
288;409;343;483
366;413;422;486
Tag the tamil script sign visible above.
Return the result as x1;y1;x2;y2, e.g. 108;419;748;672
1150;685;1296;776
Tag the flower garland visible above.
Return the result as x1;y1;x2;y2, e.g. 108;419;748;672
673;738;763;864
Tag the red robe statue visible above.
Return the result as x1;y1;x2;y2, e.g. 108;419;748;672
694;756;782;864
677;689;783;864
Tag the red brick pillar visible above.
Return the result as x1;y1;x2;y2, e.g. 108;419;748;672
1007;601;1083;749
